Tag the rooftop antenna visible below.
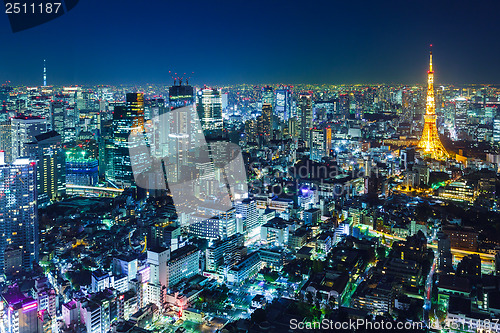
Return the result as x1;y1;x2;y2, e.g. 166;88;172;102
429;44;433;73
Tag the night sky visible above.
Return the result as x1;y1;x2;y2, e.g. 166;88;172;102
1;0;500;86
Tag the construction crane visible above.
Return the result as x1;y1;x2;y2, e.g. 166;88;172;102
169;71;194;86
169;71;177;86
185;72;194;85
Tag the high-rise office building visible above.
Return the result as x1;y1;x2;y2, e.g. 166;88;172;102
163;103;191;182
298;93;313;143
112;93;145;187
454;97;468;139
258;103;272;144
25;131;66;207
244;118;258;143
50;101;65;134
235;198;259;239
144;98;165;120
310;127;331;162
169;85;194;109
437;231;453;273
493;110;500;145
196;88;223;139
275;88;292;121
145;98;167;159
163;84;193;161
0;153;38;275
65;105;80;133
261;85;274;106
0;121;11;163
338;93;350;118
11;116;49;161
100;116;115;180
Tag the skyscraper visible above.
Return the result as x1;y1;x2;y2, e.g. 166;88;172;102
338;93;350;118
310;127;331;162
275;88;292;121
258;103;272;144
169;84;194;109
50;101;65;135
196;88;223;139
100;117;115;180
11;116;49;161
0;121;12;163
161;88;193;181
493;110;500;145
25;131;66;207
0;153;38;275
112;93;145;187
417;48;449;160
454;97;468;140
298;93;313;143
146;98;167;159
261;86;274;105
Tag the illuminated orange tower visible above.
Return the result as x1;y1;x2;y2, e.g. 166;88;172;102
417;46;449;159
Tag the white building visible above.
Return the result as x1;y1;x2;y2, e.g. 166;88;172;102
62;300;79;328
167;245;200;288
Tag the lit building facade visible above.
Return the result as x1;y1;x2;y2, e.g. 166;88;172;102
1;286;42;333
26;131;66;207
196;88;223;139
275;88;292;121
11;116;49;162
65;148;98;186
0;154;38;275
112;93;145;187
298;93;313;143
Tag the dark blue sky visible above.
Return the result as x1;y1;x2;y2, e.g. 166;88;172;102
1;0;500;86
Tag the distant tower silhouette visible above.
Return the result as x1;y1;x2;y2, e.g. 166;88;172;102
417;46;448;159
43;59;46;87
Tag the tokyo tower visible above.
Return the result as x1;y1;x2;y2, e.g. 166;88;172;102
417;46;449;159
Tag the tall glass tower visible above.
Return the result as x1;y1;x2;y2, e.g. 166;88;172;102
196;88;223;139
112;93;145;187
0;154;38;275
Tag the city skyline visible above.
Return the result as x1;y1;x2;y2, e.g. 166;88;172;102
2;2;500;332
1;0;500;85
0;49;499;332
